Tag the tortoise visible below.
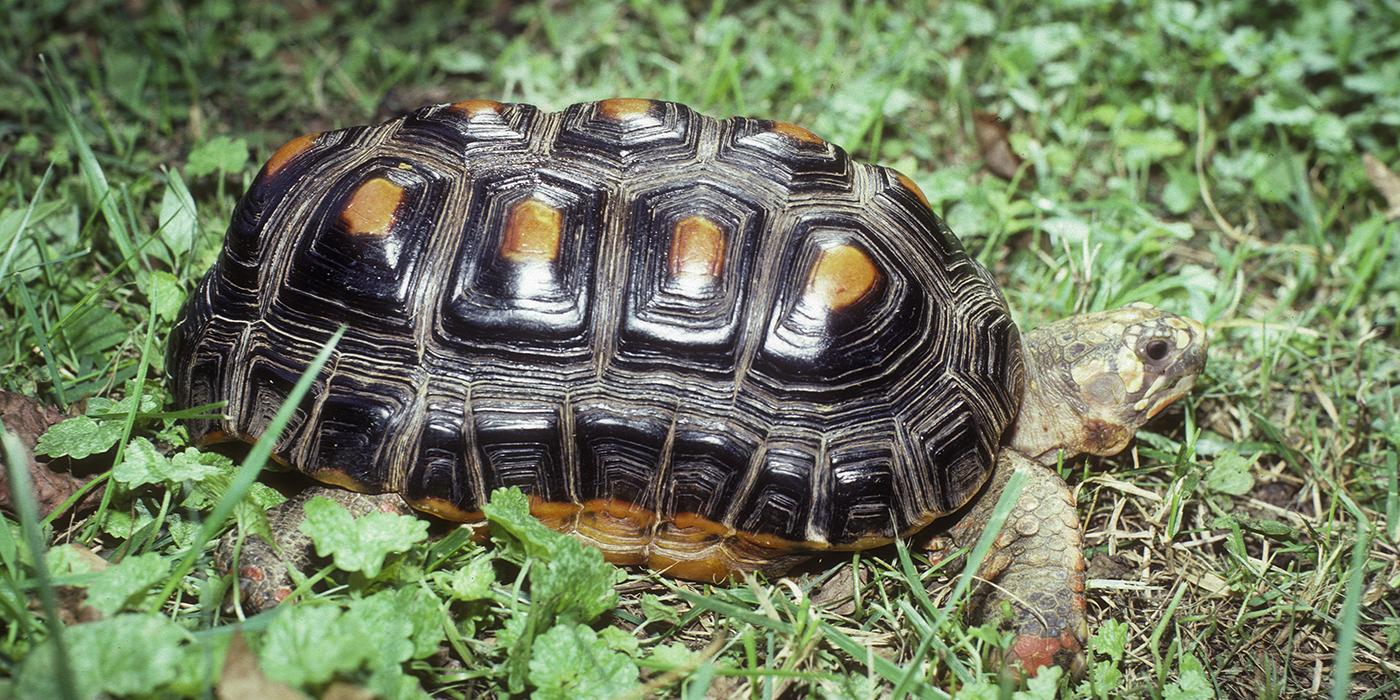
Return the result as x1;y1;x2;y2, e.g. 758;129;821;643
168;98;1207;674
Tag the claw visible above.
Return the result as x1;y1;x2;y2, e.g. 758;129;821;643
1006;629;1086;679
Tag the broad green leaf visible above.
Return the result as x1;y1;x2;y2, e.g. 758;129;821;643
1252;93;1315;126
1241;517;1295;538
100;500;157;540
113;438;221;488
483;486;562;560
86;385;161;417
431;47;488;74
640;593;682;625
34;415;124;460
1083;661;1124;700
83;552;171;616
140;270;185;322
259;605;364;686
434;555;496;602
299;496;428;578
364;663;432;700
343;591;416;665
954;681;1000;700
1090;618;1129;663
1205;450;1257;496
528;624;640;700
47;543;106;576
156;171;197;260
185;136;249;177
531;537;621;625
1115;128;1186;166
1163;653;1215;700
645;642;697;669
598;626;640;657
186;465;285;545
1012;665;1062;700
16;613;190;698
392;586;447;659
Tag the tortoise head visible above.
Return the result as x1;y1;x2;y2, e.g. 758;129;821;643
1007;303;1208;462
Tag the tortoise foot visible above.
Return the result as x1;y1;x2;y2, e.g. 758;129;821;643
1007;629;1085;679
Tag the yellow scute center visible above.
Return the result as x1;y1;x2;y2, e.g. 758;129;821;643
771;120;825;145
501;198;563;262
894;171;931;209
668;215;727;278
450;99;505;116
264;133;317;177
806;244;879;309
339;177;404;236
597;98;655;120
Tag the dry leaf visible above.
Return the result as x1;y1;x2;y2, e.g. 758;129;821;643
811;565;863;617
0;391;95;516
217;632;303;700
973;111;1027;181
1363;153;1400;220
322;682;376;700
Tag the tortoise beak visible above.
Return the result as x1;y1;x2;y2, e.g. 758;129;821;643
1141;314;1208;421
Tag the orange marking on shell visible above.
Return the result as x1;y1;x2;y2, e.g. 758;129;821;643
572;499;655;563
340;177;405;237
597;98;656;120
501;198;564;262
529;498;582;519
647;552;733;583
406;497;484;523
668;215;727;279
894;171;931;209
671;512;732;537
197;430;292;467
264;133;317;177
309;468;370;493
805;244;880;310
450;99;506;116
771;120;825;145
579;498;657;527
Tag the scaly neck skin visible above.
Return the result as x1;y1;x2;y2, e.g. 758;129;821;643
1006;365;1087;465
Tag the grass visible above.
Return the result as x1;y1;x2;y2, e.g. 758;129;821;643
1;0;1398;697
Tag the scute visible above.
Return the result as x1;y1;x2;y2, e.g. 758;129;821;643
616;180;767;376
437;167;605;357
169;99;1025;572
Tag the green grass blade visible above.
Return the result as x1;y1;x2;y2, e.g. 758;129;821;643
50;69;137;262
946;468;1026;608
1330;499;1374;700
1385;450;1398;544
2;422;79;700
668;585;793;634
82;307;159;541
0;163;53;283
13;281;68;408
150;326;345;611
815;621;949;700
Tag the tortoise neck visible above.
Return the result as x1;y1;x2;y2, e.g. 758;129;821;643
1007;371;1084;465
1006;322;1138;464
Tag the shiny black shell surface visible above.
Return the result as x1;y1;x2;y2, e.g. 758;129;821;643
168;99;1025;550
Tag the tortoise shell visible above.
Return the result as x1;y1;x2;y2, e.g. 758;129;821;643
169;99;1025;580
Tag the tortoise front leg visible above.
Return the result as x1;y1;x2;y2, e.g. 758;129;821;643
216;486;410;614
946;450;1088;677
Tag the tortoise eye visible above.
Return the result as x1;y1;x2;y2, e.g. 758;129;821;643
1142;338;1172;362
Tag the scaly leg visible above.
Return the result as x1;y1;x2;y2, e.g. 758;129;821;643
216;486;410;613
944;450;1088;676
